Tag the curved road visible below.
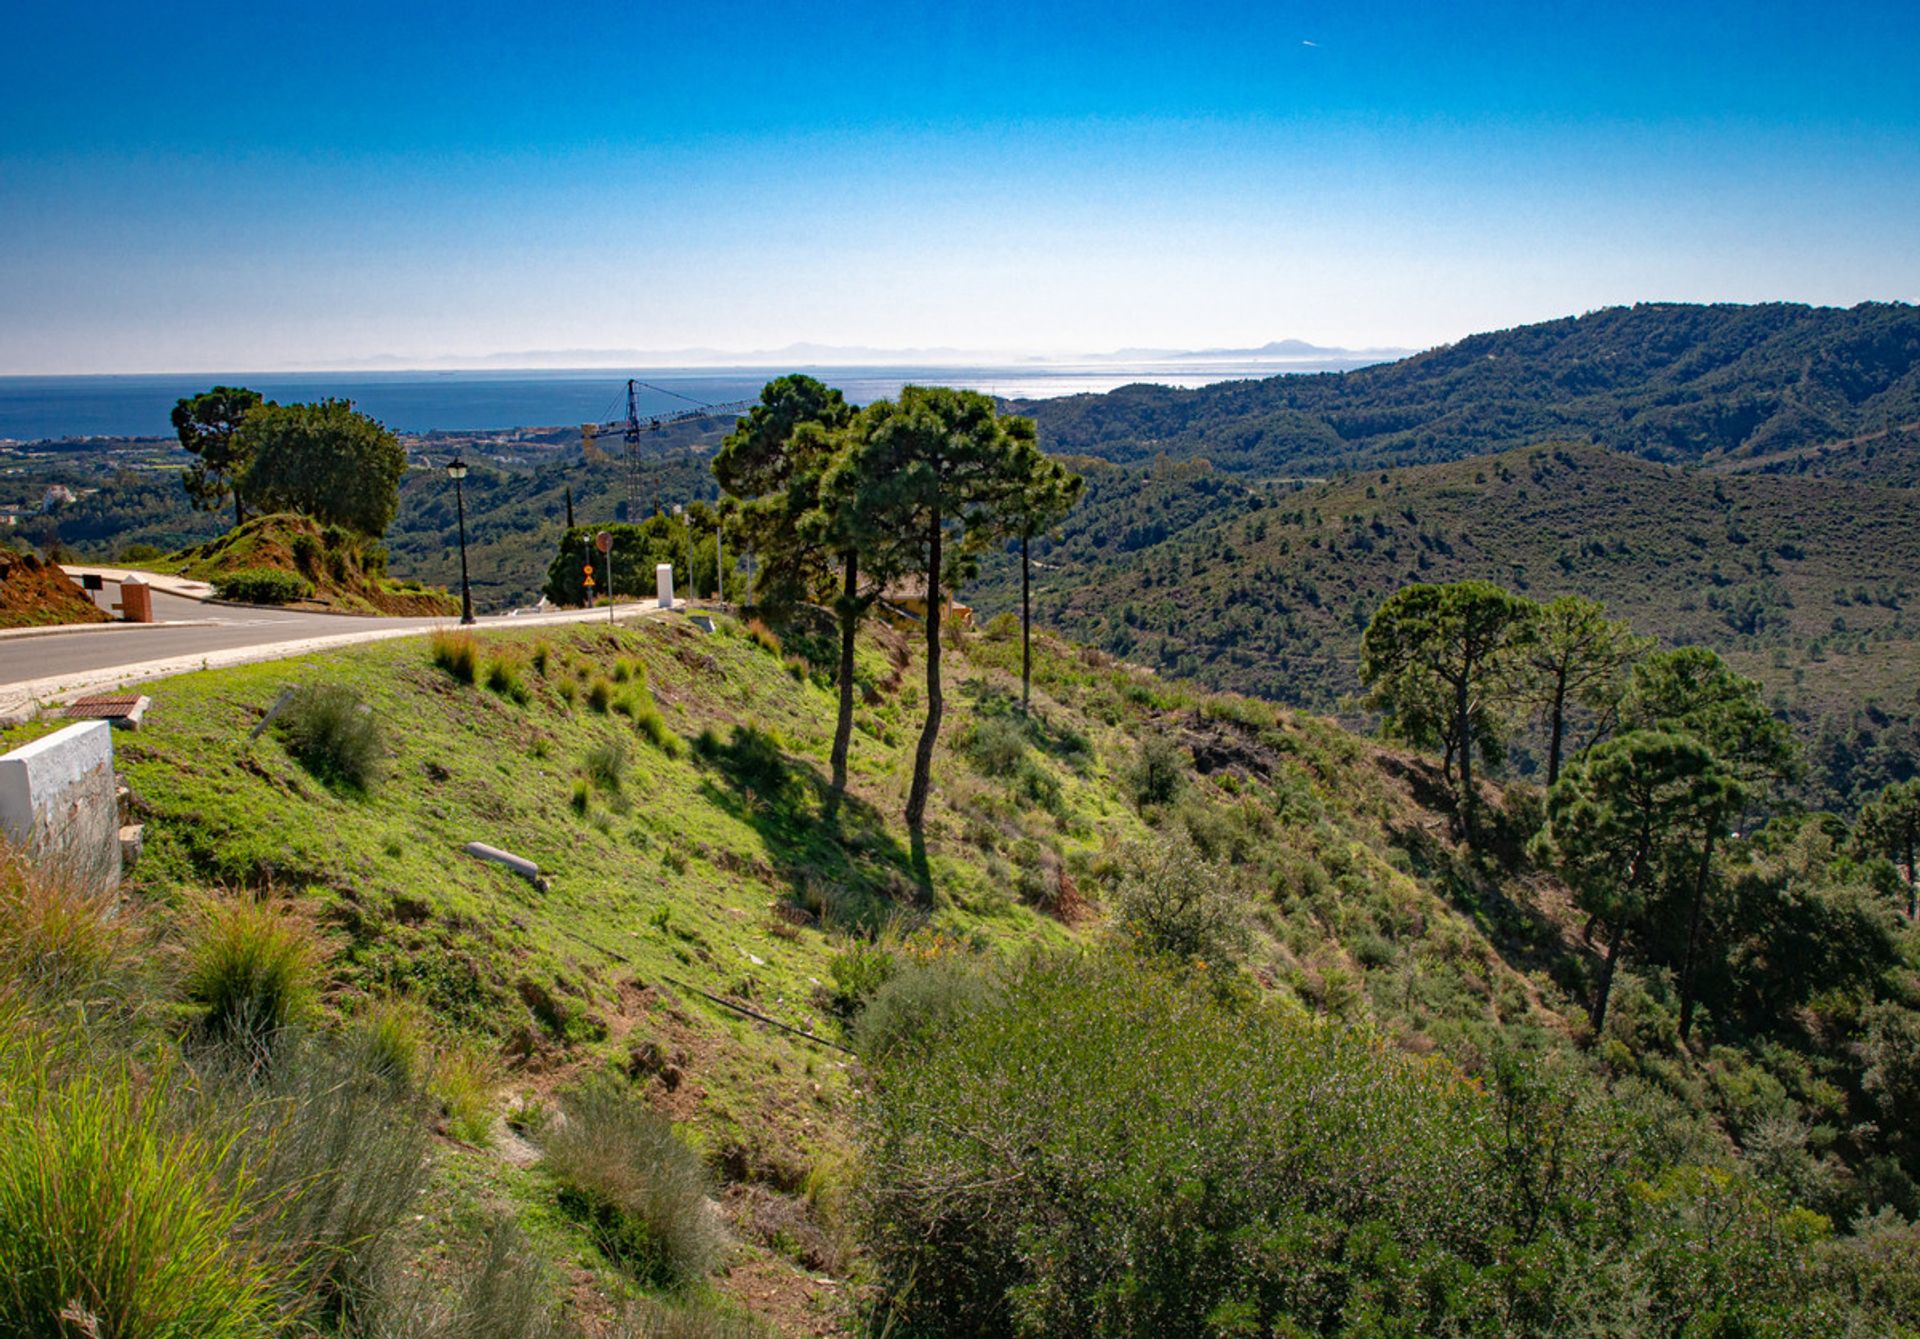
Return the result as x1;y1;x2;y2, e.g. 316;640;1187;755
1;583;680;719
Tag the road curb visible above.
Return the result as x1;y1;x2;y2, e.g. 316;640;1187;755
0;620;222;642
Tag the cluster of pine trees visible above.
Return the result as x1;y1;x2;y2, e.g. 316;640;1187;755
712;376;1082;829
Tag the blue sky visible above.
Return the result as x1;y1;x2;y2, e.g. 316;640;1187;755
4;1;1919;372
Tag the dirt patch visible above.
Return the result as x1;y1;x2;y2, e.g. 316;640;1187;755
0;551;109;628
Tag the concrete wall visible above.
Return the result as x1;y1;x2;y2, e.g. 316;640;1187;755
0;720;120;891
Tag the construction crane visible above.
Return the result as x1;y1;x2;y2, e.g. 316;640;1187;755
582;379;755;521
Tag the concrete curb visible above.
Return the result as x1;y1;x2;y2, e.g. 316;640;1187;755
0;620;222;642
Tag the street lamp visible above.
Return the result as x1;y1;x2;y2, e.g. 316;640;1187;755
446;456;475;625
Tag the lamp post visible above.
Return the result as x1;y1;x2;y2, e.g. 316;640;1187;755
446;456;474;625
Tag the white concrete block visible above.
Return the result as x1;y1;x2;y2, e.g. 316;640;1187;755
656;563;675;609
0;720;121;891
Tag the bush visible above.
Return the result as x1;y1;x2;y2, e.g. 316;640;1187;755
584;737;630;792
1125;731;1188;808
544;1075;724;1285
858;952;1856;1336
851;957;998;1060
431;1043;496;1145
530;641;553;675
0;1032;279;1338
635;706;681;757
182;896;322;1046
201;1029;433;1313
353;998;427;1090
1106;831;1250;971
585;676;615;713
276;682;384;789
484;656;530;705
0;843;148;1016
744;619;782;656
827;941;899;1017
215;566;313;605
961;715;1029;775
429;629;478;684
349;1218;570;1339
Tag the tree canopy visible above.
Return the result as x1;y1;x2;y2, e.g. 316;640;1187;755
172;385;265;527
1360;580;1538;839
238;400;408;538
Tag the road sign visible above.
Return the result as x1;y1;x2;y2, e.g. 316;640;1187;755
595;530;612;553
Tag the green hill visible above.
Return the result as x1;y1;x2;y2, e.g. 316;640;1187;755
4;608;1916;1332
970;442;1920;807
1021;301;1920;475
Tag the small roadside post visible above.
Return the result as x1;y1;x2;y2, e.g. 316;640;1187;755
596;530;614;624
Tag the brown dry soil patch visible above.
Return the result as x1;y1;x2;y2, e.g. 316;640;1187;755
1;550;109;627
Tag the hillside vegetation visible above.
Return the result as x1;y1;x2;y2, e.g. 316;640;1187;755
972;442;1920;807
1021;301;1920;476
157;513;460;614
4;602;1917;1333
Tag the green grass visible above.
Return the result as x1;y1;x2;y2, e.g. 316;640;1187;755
181;895;322;1044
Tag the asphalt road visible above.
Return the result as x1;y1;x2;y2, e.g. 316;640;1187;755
0;586;679;717
0;591;451;683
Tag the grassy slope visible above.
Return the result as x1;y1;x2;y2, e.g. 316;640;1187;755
973;442;1920;794
67;610;1600;1331
157;513;460;615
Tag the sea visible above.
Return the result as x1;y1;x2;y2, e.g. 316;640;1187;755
0;360;1367;442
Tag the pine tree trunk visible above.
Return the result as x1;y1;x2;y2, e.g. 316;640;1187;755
1677;828;1718;1043
905;510;942;829
1021;531;1032;715
830;551;859;798
1546;666;1569;788
1591;922;1623;1036
1456;671;1476;842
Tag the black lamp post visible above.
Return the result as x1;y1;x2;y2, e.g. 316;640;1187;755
446;456;475;625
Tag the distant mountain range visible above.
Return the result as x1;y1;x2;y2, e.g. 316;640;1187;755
321;338;1411;372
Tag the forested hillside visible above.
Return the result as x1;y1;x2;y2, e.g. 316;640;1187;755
6;609;1917;1334
971;442;1920;808
1021;302;1920;475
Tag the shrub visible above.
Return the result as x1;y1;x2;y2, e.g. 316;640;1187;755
1106;831;1250;972
744;619;782;656
827;941;898;1017
585;676;615;713
484;656;530;705
635;707;681;757
351;1218;570;1339
858;953;1858;1335
276;682;384;789
544;1075;724;1285
431;1043;496;1145
290;532;321;573
584;737;630;792
353;998;427;1089
961;715;1029;775
0;1035;279;1338
0;843;148;1016
429;629;479;684
215;566;313;605
202;1030;433;1313
1125;731;1188;808
182;895;322;1045
851;957;998;1060
530;641;553;675
556;677;579;708
570;777;592;815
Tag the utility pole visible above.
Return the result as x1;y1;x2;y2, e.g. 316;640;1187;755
716;511;725;605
